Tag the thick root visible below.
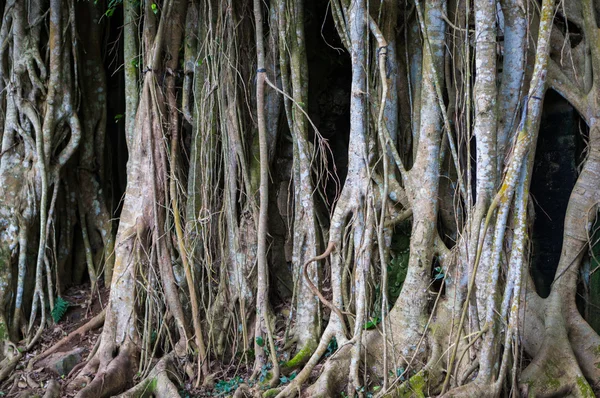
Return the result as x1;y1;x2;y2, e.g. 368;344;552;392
115;352;181;398
0;351;23;384
70;344;137;398
305;344;352;397
521;326;594;398
282;340;318;370
566;311;600;385
275;325;341;398
42;379;61;398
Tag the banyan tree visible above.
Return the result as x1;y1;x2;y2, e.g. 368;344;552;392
1;0;600;397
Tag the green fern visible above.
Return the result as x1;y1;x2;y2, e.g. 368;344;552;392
51;297;70;323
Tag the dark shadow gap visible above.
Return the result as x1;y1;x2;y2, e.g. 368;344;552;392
530;90;584;298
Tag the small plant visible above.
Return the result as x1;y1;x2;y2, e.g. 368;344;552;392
279;371;297;384
363;316;381;330
259;362;272;383
51;296;70;323
325;337;337;357
178;389;191;398
213;376;244;396
104;0;122;17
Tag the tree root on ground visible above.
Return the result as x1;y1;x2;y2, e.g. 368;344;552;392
272;323;344;398
114;352;181;397
282;339;318;371
69;342;137;398
0;351;23;384
42;379;61;398
520;311;597;397
34;308;105;365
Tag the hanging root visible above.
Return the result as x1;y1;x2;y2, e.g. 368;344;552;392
302;241;348;336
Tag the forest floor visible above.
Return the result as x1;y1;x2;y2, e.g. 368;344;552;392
0;291;326;397
0;285;107;398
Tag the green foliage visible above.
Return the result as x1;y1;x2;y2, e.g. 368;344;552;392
279;371;297;384
151;3;158;14
104;0;122;17
433;266;444;280
213;376;244;396
259;362;272;383
178;389;191;398
389;367;407;382
325;337;337;357
51;297;70;323
256;336;264;347
363;316;381;330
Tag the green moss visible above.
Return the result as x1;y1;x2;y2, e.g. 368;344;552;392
148;377;158;393
262;388;281;398
576;376;595;398
544;375;560;390
283;344;314;369
390;370;427;398
0;319;7;342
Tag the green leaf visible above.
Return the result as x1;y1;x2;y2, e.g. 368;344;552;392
256;336;264;347
151;3;158;14
363;317;381;330
51;297;70;323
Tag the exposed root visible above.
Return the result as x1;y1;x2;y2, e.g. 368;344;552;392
282;340;317;370
70;343;136;398
521;320;595;397
304;345;352;397
114;352;181;397
42;379;61;398
0;351;23;384
274;325;340;398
